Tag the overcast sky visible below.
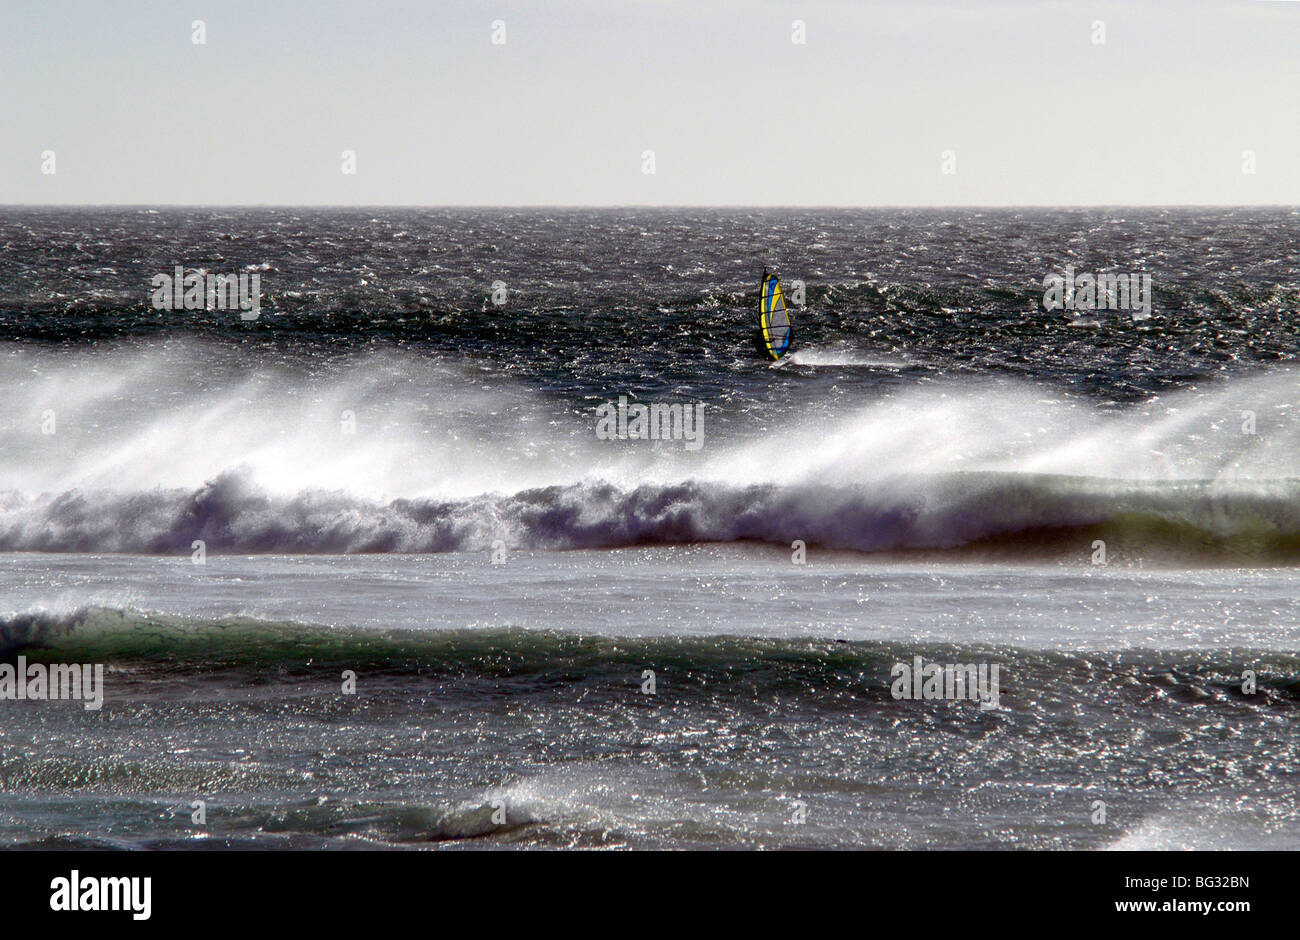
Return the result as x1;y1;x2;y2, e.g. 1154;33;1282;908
1;0;1297;205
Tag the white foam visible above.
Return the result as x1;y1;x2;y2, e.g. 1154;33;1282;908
784;347;910;368
3;340;1298;508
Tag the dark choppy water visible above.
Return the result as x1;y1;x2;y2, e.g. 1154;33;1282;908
0;208;1297;848
3;206;1299;404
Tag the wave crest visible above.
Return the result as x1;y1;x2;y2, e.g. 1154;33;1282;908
4;470;1300;562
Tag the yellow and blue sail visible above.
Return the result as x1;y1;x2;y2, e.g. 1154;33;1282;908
759;271;792;359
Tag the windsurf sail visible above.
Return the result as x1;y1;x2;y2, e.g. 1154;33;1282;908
758;270;793;359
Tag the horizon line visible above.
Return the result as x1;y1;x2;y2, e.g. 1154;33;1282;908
2;203;1298;211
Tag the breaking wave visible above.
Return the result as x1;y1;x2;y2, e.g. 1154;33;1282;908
5;470;1300;562
3;341;1300;562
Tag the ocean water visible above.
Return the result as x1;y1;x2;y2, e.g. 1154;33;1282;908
0;207;1297;849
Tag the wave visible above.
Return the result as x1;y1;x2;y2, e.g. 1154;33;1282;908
5;341;1300;562
2;604;1296;851
4;604;1298;693
5;469;1300;562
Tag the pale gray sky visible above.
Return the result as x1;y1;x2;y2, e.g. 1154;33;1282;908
1;0;1297;205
